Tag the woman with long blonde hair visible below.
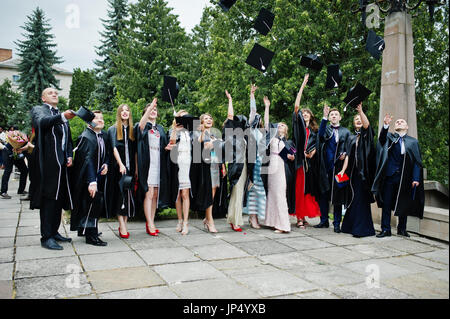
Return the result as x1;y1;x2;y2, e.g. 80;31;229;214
106;104;136;238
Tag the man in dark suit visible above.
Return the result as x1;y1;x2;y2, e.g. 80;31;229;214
30;88;76;250
315;105;350;233
372;114;424;238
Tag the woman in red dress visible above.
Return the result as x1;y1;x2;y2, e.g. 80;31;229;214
292;74;321;228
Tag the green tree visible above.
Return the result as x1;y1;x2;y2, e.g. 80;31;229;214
0;79;21;127
114;0;195;127
69;68;97;110
14;7;63;106
90;0;128;111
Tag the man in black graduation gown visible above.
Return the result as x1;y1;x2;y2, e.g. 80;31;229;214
315;105;350;233
372;115;424;238
30;88;75;250
70;111;109;246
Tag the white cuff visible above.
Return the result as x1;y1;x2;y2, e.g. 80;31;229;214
383;124;389;129
89;182;97;186
323;117;328;121
61;113;68;123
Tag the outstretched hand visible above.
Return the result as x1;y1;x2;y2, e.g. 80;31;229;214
383;113;393;125
263;96;270;108
225;90;232;101
356;103;363;113
250;84;258;96
323;104;330;118
300;73;309;90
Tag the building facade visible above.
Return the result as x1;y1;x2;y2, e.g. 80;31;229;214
0;48;73;98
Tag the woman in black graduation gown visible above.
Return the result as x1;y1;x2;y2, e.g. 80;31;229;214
135;99;171;236
341;103;376;237
105;104;136;238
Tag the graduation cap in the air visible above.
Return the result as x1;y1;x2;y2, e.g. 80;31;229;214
175;114;199;132
325;64;343;89
343;82;372;111
72;106;96;127
162;76;180;106
254;8;275;36
245;43;275;73
366;29;385;60
300;54;324;72
218;0;237;11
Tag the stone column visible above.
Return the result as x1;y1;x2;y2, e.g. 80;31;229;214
379;11;417;139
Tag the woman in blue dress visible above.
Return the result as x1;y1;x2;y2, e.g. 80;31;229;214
341;103;376;237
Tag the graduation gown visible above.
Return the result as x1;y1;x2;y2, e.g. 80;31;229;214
104;124;136;218
371;128;425;218
134;122;170;210
283;138;297;214
317;119;351;205
69;128;109;232
30;104;74;210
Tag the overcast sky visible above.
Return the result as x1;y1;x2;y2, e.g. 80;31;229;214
0;0;211;72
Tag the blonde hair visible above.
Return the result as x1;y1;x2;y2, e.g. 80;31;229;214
278;122;289;139
199;113;214;130
116;104;135;141
170;109;188;141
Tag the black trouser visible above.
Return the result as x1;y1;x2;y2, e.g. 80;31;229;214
318;170;343;227
1;147;28;194
381;172;408;232
39;173;68;242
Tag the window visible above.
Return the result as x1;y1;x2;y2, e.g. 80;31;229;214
12;75;20;84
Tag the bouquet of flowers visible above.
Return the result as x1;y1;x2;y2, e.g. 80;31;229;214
6;130;28;150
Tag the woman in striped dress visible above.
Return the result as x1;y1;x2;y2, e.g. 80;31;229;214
243;84;266;228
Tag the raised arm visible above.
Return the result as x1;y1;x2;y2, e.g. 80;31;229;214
356;103;369;129
378;113;392;146
249;84;257;123
139;98;157;131
294;73;309;114
226;90;233;120
318;104;330;137
263;96;270;131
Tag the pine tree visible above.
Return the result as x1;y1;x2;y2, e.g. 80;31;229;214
0;79;21;127
114;0;194;127
14;7;63;106
90;0;128;111
69;68;96;110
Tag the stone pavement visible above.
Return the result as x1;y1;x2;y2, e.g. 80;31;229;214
0;179;448;299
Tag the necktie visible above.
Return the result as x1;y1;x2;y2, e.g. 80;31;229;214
331;126;339;143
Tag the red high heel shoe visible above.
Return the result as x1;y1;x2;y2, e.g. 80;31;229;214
230;223;242;232
118;227;130;239
146;223;158;236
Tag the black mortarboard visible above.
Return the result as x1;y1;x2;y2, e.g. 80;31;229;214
218;0;237;11
366;29;385;60
325;64;343;89
175;114;199;132
245;43;275;73
119;174;133;195
300;54;324;71
72;106;96;127
254;8;275;36
162;76;180;106
343;82;372;111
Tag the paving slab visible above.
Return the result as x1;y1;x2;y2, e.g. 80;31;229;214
231;269;319;298
349;244;405;259
340;258;417;281
302;246;371;265
382;255;444;274
380;238;439;254
258;252;323;270
234;240;296;256
327;282;413;299
289;266;366;288
87;266;165;294
274;236;335;251
313;234;377;246
125;234;182;250
15;244;76;261
208;257;263;271
72;235;131;255
170;278;260;299
0;237;14;249
295;289;340;299
153;261;226;285
390;254;448;270
0;218;19;228
172;233;226;247
80;251;146;272
0;247;14;263
99;286;179;299
415;249;449;265
16;226;41;236
0;280;13;299
15;256;82;279
213;231;268;243
190;243;250;261
0;227;16;238
137;247;199;265
0;262;14;281
15;274;92;299
384;272;449;299
15;235;42;247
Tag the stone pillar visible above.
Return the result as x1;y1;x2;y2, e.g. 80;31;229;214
379;11;417;139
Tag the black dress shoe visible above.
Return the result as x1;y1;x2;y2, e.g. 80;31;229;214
41;238;63;250
54;233;72;242
86;236;107;246
314;222;329;228
334;225;341;233
376;230;392;238
18;191;28;195
397;229;410;237
78;230;102;237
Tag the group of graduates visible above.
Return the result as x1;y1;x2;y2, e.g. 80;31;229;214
27;73;425;250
